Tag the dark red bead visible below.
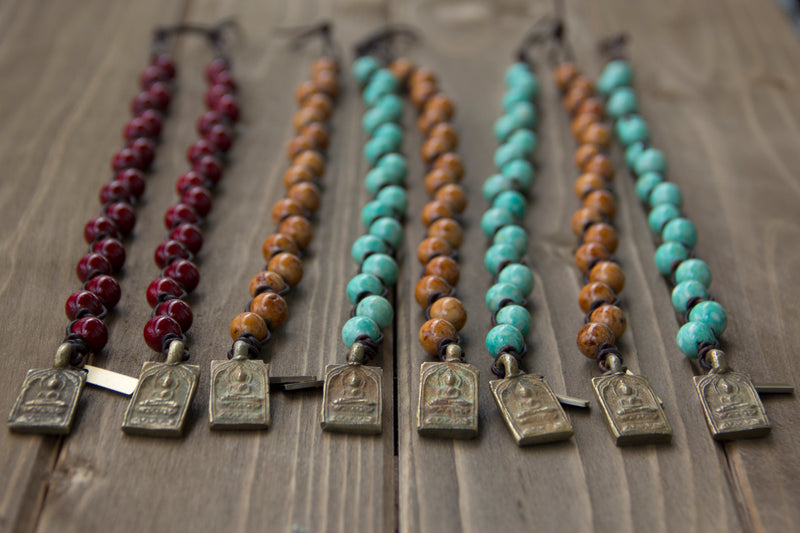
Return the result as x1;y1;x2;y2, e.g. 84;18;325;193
111;148;143;171
65;290;104;320
152;54;176;79
99;180;132;205
164;203;198;229
186;139;218;164
131;91;163;114
196;111;223;136
136;109;163;137
143;315;181;352
84;216;120;243
123;117;152;141
147;81;172;109
92;238;126;271
155;299;193;331
140;65;171;88
211;70;236;91
129;138;155;169
76;253;113;282
163;259;200;292
175;171;208;194
115;169;146;198
154;239;190;268
204;124;233;152
70;316;108;351
85;275;121;309
205;58;230;83
169;223;203;254
181;186;212;216
146;277;184;307
214;94;240;122
205;84;232;108
192;155;223;184
104;202;136;234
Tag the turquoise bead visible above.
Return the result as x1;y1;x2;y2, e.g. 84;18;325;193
689;301;727;337
365;167;403;197
362;106;399;135
342;316;382;347
486;324;525;358
509;76;539;100
676;321;717;358
481;207;516;237
495;304;531;336
356;295;394;330
675;258;712;288
606;86;638;119
361;200;395;227
598;59;633;95
502;88;532;113
346;273;385;304
507;128;538;155
361;253;398;285
493;115;516;143
493;225;528;255
625;142;646;169
654;242;689;275
507;101;537;128
364;136;396;166
376;185;407;215
376;153;408;182
635;172;664;203
671;280;709;313
649;182;682;208
352;55;380;86
484;244;521;276
494;142;527;169
648;203;681;233
616;115;650;146
372;122;404;150
662;217;697;248
363;81;396;107
482;174;515;202
486;282;525;312
374;93;403;118
369;217;403;249
493;190;526;219
351;234;389;264
498;263;534;296
501;159;535;191
504;62;531;87
634;148;667;175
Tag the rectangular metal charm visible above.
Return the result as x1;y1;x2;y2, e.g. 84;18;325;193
417;361;479;439
490;374;573;445
7;367;86;434
694;371;771;440
592;372;672;446
209;359;270;430
321;363;382;434
122;361;199;437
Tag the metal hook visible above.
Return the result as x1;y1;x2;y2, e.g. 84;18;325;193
353;25;419;60
274;20;340;60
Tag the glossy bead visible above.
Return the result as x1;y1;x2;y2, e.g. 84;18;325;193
288;182;321;213
482;174;514;202
493;190;526;219
417;237;452;265
495;304;531;337
346;273;385;304
421;201;454;227
414;275;453;308
164;203;198;229
484;244;520;276
364;136;397;166
76;253;112;282
267;252;303;287
154;240;190;269
571;113;598;139
577;97;605;118
654;242;690;276
649;182;682;208
662;217;697;248
424;168;457;195
589;261;626;294
689;301;727;337
615;114;650;146
501;159;535;191
176;171;208;194
362;106;400;136
342;316;382;347
579;281;617;313
250;292;289;329
410;80;437;109
494;225;528;255
82;275;119;310
361;200;395;227
481;207;515;237
583;189;616;218
635;172;664;203
584;154;615;182
648;203;681;233
283;165;315;189
675;258;712;288
65;290;104;320
589;304;626;338
424;256;460;286
507;128;537;155
428;218;463;249
676;321;717;358
554;63;580;91
366;167;403;196
294;107;327;132
230;312;268;342
144;315;181;352
104;202;136;235
429;296;467;331
434;184;467;214
249;271;287;297
580;123;612;148
486;324;524;358
376;185;407;215
571;207;604;236
84;216;120;243
362;253;398;285
304;93;333;119
92;238;126;271
574;144;602;171
376;153;408;182
205;124;233;152
373;122;404;151
192;155;223;184
293;150;326;178
625;142;647;169
352;55;380;85
597;59;633;95
287;134;319;161
506;73;538;100
261;233;299;261
99;180;132;205
370;217;404;249
486;282;524;311
671;280;709;313
115;169;146;198
187;139;218;163
504;62;534;87
494;142;527;169
163;259;200;292
146;277;183;307
196;110;223;136
429;123;458;150
66;316;107;353
575;242;611;274
634;148;668;175
583;222;618;253
300;123;329;151
498;263;534;296
419;318;458;356
155;299;193;332
272;198;307;226
352;234;390;264
356;295;394;330
563;86;593;115
389;57;414;85
576;322;615;359
606;86;638;119
278;215;313;249
433;153;464;181
111;147;142;172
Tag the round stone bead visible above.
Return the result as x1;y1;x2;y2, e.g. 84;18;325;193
689;300;728;336
635;172;664;203
486;282;524;311
365;167;403;197
363;71;399;106
575;242;611;274
507;128;537;155
250;292;288;329
495;304;531;336
361;200;395;227
589;304;627;338
576;322;615;359
654;242;690;276
373;122;403;149
493;225;528;255
493;115;517;143
419;318;458;356
649;182;682;208
346;273;385;304
508;101;537;127
485;243;521;276
606;86;638;119
498;263;534;296
428;218;463;249
230;312;268;342
342;316;382;347
676;321;717;358
356;295;394;330
494;142;528;169
418;237;452;265
425;256;460;286
414;276;453;308
648;203;681;233
268;252;303;287
504;62;533;87
351;234;389;264
634;148;668;175
249;271;287;297
362;100;402;134
625;142;646;169
364;136;397;166
493;190;526;219
578;281;617;313
675;258;712;288
376;185;407;214
507;72;538;98
362;253;398;285
502;87;532;113
671;280;709;313
589;261;626;293
662;217;698;248
615;114;650;146
597;59;633;95
429;296;467;331
481;207;516;237
352;55;380;86
502;159;535;191
486;324;525;358
369;217;403;249
376;153;408;182
482;174;515;202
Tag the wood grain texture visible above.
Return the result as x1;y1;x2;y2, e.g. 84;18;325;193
0;0;798;532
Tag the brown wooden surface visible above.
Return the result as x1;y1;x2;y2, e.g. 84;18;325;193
0;0;798;532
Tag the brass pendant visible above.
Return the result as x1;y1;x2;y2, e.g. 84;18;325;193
592;356;672;446
489;354;573;445
122;341;199;437
7;344;86;434
209;341;270;430
417;345;479;439
321;343;382;434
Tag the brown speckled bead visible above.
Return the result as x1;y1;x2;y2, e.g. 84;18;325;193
574;172;607;200
417;237;453;265
268;252;303;287
410;81;438;109
389;57;414;85
424;255;460;286
583;222;618;253
250;291;289;329
417;107;450;135
579;123;612;148
288;182;321;213
420;135;453;164
424;168;458;195
554;63;580;91
419;318;458;356
312;69;339;97
300;122;329;150
575;242;611;274
424;93;455;118
230;312;269;341
249;271;287;297
563;86;593;116
583;189;617;219
576;97;605;119
428;218;463;249
414;275;453;308
584;154;615;181
271;198;307;226
293;107;326;132
569;76;595;95
283;164;315;189
410;67;436;89
294;80;316;105
578;281;617;313
429;296;467;331
286;135;317;160
571;206;604;236
262;233;299;260
571;113;600;139
304;93;333;120
589;261;626;293
432;153;464;181
312;56;339;75
434;184;467;213
589;304;627;338
278;215;313;249
293;150;325;178
574;144;602;171
421;201;455;227
428;123;458;149
576;322;615;359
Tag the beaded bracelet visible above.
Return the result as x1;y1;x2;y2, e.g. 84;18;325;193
209;23;340;430
596;35;792;440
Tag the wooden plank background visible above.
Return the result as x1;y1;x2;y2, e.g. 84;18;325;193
0;0;798;531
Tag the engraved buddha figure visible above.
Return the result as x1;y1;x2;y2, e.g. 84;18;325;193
332;368;374;409
23;372;68;411
712;376;755;418
428;368;470;410
140;370;179;409
507;380;556;423
611;377;656;418
221;365;256;400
